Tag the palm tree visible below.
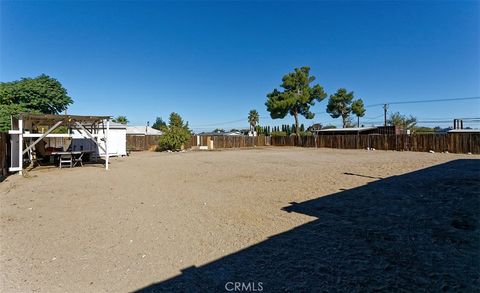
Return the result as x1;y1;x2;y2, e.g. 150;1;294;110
388;112;417;130
248;110;259;133
113;115;129;124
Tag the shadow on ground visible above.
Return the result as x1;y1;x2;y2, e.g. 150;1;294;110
135;159;480;292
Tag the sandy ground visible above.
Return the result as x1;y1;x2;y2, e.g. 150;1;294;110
0;148;478;292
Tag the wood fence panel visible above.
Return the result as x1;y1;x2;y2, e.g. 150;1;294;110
126;135;162;151
187;133;478;154
0;132;9;176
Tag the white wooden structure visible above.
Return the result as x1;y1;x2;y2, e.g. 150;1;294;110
72;122;127;157
9;113;113;173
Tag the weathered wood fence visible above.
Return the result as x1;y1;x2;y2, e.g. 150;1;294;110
126;135;162;151
0;132;9;177
191;134;480;154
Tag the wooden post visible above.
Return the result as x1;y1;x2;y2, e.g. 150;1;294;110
105;119;109;170
18;118;23;175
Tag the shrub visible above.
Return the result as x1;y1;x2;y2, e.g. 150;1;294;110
158;112;191;151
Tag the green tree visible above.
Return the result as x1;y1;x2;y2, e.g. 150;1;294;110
213;128;225;133
0;74;73;131
265;66;327;144
248;109;259;133
326;88;356;128
351;99;366;127
152;117;167;130
158;112;191;151
387;112;417;130
113;115;129;124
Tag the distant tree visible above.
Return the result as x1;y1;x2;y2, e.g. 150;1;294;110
326;88;356;128
158;112;191;151
230;128;240;132
271;131;287;137
387;112;417;130
248;110;259;132
265;66;327;144
213;128;225;133
152;117;167;130
113;115;129;124
0;74;73;131
414;126;434;133
322;124;337;129
300;123;305;132
351;99;366;127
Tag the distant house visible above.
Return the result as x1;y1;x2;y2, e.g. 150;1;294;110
447;129;480;134
197;131;243;136
126;126;163;136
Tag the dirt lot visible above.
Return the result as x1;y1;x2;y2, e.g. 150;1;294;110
1;148;479;292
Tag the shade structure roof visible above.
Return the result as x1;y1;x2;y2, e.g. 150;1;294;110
17;113;111;126
19;113;111;121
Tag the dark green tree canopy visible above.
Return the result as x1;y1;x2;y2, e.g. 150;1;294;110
351;99;366;127
351;99;365;118
0;74;72;113
326;88;355;128
152;117;167;130
0;74;73;131
265;66;327;141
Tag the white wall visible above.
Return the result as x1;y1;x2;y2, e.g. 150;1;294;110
71;128;127;157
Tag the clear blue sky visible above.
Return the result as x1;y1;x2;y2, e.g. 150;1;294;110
1;0;479;131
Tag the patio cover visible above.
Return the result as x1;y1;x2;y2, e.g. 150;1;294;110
9;113;112;173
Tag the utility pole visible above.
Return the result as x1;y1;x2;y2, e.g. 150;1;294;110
383;104;388;126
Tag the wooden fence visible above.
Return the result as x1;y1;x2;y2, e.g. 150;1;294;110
126;135;162;151
270;133;480;154
0;132;9;177
191;133;480;154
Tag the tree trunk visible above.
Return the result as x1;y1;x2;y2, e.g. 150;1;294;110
357;116;360;127
342;115;348;128
293;112;301;146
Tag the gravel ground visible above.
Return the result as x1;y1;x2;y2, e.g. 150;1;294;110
0;148;478;292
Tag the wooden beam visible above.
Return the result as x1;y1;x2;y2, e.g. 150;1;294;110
22;120;63;155
73;121;107;153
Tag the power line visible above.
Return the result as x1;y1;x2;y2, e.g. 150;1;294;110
366;96;480;107
188;96;480;128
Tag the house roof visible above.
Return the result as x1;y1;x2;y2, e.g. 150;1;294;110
316;127;377;133
126;126;163;135
197;131;243;136
447;129;480;133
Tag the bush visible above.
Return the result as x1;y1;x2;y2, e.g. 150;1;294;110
271;131;287;137
158;112;191;151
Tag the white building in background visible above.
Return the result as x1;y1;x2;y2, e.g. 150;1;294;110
126;126;163;136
